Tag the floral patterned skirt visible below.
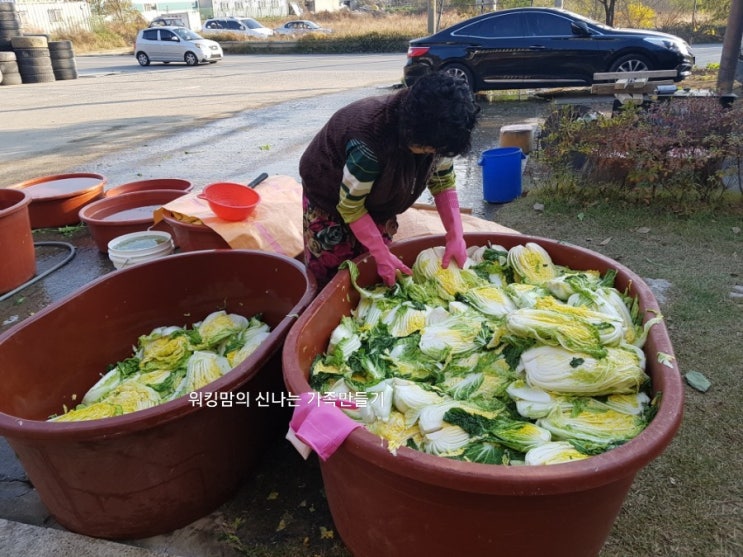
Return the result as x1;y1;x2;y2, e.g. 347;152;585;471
302;194;398;288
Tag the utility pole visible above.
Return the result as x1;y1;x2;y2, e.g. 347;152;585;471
427;0;437;34
717;0;743;94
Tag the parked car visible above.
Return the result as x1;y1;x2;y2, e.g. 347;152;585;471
403;7;694;92
149;16;186;28
202;17;274;38
135;27;223;66
273;20;332;36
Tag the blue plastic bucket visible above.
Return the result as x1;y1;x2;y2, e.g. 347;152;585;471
478;147;525;203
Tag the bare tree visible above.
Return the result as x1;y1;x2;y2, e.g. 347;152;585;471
595;0;618;25
101;0;142;25
88;0;106;17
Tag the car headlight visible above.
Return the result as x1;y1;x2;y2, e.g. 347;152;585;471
644;37;690;56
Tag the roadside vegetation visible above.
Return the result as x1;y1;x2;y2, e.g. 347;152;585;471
538;94;743;212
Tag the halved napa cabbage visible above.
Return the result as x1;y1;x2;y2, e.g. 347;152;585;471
51;311;269;422
507;242;558;285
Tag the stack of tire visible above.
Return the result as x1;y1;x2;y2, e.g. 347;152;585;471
49;39;78;80
0;2;20;53
11;35;55;84
0;2;77;86
0;50;22;85
0;2;20;85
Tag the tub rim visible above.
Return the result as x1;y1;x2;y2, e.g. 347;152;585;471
8;172;106;202
80;189;189;228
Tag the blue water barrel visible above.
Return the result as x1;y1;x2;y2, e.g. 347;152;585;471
478;147;525;203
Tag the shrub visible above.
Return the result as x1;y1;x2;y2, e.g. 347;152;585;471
538;96;743;210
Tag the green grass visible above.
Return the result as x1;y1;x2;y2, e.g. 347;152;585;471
492;189;742;557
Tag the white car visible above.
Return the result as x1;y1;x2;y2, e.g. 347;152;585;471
135;27;223;66
202;17;274;38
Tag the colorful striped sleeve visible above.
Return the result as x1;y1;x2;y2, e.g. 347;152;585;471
426;156;456;196
337;139;381;223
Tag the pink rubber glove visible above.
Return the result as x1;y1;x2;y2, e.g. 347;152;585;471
349;213;412;287
434;189;467;268
287;392;362;461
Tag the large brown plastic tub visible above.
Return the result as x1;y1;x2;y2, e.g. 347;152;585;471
282;233;684;557
162;213;230;251
79;189;189;252
0;189;35;294
8;173;106;228
0;250;316;539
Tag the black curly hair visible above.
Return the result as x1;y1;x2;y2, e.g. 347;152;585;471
398;72;481;157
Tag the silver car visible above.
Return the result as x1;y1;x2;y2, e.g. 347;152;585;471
202;17;274;38
273;20;332;36
135;27;223;66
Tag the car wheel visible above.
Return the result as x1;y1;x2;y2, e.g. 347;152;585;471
184;52;199;66
443;63;474;92
136;52;150;67
609;54;651;73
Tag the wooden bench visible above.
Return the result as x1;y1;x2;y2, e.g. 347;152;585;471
591;70;677;101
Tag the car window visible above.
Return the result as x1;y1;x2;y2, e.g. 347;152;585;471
455;13;525;39
174;28;200;41
241;19;261;29
142;29;159;41
160;29;178;42
526;13;574;36
205;20;222;29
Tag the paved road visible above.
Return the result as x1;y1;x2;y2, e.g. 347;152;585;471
0;53;407;186
0;45;723;189
691;42;725;67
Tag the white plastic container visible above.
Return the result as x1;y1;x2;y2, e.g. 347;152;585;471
107;230;175;270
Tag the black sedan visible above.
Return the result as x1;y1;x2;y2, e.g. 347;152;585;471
404;8;694;92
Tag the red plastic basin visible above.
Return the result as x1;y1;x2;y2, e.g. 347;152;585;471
197;182;260;221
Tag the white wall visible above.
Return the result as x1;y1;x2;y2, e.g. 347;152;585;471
311;0;341;12
211;0;288;18
14;0;93;34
